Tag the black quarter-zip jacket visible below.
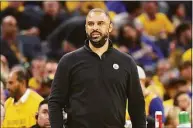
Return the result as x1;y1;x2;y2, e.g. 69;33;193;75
48;40;146;128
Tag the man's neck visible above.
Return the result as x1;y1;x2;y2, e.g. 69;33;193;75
147;13;156;20
89;40;109;58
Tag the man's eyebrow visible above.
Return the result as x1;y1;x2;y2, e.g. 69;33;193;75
87;20;106;23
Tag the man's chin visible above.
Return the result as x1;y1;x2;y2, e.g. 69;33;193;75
90;38;101;43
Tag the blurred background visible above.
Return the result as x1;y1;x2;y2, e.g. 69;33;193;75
0;1;192;128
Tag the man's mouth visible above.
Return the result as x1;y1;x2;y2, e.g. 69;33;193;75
91;32;101;38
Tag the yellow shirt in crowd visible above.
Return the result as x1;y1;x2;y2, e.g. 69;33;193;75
182;48;192;62
28;77;41;90
147;75;165;100
136;13;174;38
0;1;24;12
2;89;43;128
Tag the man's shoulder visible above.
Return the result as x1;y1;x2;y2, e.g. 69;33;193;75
60;47;85;60
4;98;13;107
28;89;44;102
112;48;134;61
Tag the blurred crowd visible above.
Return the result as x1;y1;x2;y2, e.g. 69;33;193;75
0;1;192;128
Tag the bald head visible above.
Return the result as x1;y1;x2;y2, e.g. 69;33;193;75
2;16;17;38
2;16;17;25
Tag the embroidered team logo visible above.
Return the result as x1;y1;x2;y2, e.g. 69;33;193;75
113;63;119;70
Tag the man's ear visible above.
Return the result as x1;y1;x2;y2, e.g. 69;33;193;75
85;24;87;33
109;22;113;33
35;112;38;120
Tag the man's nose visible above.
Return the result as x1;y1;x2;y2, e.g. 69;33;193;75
93;24;99;30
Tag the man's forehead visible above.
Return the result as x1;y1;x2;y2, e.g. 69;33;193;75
40;104;48;110
8;72;17;80
86;11;109;22
3;17;17;24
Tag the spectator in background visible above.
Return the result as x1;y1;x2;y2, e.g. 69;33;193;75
169;23;192;67
31;99;50;128
28;57;46;91
173;92;191;111
137;66;165;123
36;60;57;98
0;55;9;83
0;2;34;32
163;78;187;116
178;61;192;95
0;16;43;68
175;22;192;51
37;1;69;41
39;75;53;99
44;60;58;78
118;22;164;71
47;16;86;60
165;107;180;128
147;59;171;100
135;1;174;41
112;2;142;31
171;4;187;28
2;67;43;127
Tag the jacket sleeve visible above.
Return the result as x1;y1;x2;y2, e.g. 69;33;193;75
48;53;72;128
127;57;146;128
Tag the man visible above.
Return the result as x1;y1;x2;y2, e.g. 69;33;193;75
37;60;57;98
147;59;171;99
28;57;47;91
178;61;192;94
135;2;174;39
31;99;51;128
37;1;69;41
47;16;86;60
137;66;165;123
44;60;58;78
0;16;43;68
48;8;146;128
2;67;43;127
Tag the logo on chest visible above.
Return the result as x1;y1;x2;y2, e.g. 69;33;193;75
113;63;119;70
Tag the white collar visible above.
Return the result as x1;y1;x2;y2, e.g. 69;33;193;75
13;89;30;105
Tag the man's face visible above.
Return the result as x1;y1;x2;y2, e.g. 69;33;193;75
32;60;46;78
177;93;190;111
2;17;17;36
45;62;58;77
43;1;59;16
157;64;170;77
184;28;192;41
144;2;157;16
7;72;20;98
37;104;50;128
123;25;137;41
180;66;192;81
85;11;113;47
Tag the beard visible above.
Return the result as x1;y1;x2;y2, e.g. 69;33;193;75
8;87;19;100
87;31;108;48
